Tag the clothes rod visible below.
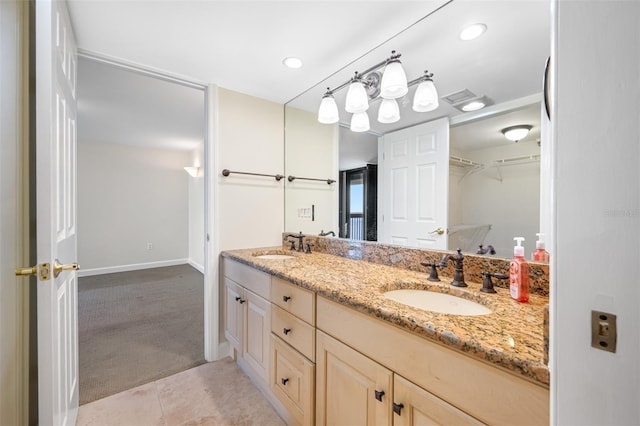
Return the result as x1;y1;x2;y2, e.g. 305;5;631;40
287;175;336;185
221;169;284;181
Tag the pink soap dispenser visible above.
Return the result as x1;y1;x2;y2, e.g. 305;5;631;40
510;237;529;303
532;233;550;263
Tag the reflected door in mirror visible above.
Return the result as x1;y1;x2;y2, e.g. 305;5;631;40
339;165;377;240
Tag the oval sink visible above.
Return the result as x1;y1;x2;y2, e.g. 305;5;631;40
383;289;492;316
255;254;296;260
251;250;297;260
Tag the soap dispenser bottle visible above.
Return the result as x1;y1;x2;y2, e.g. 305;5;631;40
510;237;530;303
532;232;550;263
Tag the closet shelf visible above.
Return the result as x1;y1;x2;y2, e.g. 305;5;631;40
450;155;483;169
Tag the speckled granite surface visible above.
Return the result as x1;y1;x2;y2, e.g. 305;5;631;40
288;235;550;296
222;247;550;387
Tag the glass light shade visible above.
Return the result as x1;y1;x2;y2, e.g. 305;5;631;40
502;125;532;142
412;80;439;112
378;98;400;123
317;94;339;124
350;112;370;132
380;60;408;99
345;81;369;113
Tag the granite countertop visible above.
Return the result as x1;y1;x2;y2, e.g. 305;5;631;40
222;247;550;387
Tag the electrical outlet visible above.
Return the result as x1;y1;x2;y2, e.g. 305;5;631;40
147;242;153;250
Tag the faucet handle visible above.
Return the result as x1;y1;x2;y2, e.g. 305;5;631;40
305;242;314;254
480;271;509;293
289;240;296;251
420;261;441;282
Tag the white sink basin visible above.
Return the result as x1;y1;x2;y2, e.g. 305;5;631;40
255;254;296;260
383;289;492;316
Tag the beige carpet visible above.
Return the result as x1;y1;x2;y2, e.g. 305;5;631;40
79;264;205;405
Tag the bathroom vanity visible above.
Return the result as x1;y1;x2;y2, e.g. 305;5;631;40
221;242;549;425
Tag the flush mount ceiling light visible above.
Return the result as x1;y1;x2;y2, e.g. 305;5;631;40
317;50;439;131
459;23;487;41
501;125;533;142
282;57;303;69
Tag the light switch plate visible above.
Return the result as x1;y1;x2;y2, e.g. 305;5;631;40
591;310;617;353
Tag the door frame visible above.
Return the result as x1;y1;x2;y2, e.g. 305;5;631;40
0;0;30;423
75;51;223;362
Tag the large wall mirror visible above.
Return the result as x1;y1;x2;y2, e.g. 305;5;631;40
284;0;550;259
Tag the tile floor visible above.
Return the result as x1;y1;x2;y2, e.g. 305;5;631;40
76;357;285;426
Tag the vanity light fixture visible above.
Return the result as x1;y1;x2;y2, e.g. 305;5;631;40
282;57;303;69
459;23;487;41
317;89;340;124
184;166;200;177
317;50;439;131
350;111;370;132
501;125;533;142
412;71;439;112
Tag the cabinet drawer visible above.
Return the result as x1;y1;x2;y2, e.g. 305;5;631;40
223;258;271;300
271;335;315;426
272;305;315;361
271;276;315;325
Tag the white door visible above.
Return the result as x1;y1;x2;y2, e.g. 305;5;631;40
379;117;449;249
36;1;79;424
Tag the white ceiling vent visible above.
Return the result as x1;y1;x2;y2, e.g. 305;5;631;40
441;89;477;105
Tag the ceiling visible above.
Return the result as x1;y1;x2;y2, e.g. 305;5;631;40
70;0;550;151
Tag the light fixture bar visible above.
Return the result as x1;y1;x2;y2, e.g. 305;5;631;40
323;52;402;97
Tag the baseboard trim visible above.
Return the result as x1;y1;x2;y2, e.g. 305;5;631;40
188;259;204;274
77;259;189;278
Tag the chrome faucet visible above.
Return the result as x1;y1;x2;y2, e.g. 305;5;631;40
439;248;467;287
285;231;305;252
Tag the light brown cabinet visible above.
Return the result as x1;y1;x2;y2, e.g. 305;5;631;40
316;331;393;426
223;259;271;384
393;375;483;426
269;278;316;425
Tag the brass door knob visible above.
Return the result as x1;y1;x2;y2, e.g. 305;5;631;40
53;259;79;278
429;227;445;235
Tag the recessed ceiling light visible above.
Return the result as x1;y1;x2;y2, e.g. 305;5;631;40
461;100;486;112
459;23;487;41
282;57;303;69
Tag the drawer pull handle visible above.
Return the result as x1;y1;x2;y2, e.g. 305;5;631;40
281;378;289;385
282;295;291;302
238;299;246;304
393;402;404;416
374;390;385;402
283;328;291;335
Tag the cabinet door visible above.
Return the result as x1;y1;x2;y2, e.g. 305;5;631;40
224;277;243;353
243;289;271;383
316;331;392;426
393;375;484;426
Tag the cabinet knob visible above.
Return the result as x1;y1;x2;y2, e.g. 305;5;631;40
393;402;404;416
283;328;291;335
374;390;385;402
235;296;241;301
238;299;246;304
281;378;289;385
282;295;291;302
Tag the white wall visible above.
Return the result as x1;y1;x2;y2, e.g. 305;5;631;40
339;126;378;171
217;88;284;250
188;143;205;271
77;142;190;272
552;1;640;424
284;106;338;235
449;140;540;257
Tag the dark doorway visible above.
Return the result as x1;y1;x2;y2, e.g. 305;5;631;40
339;164;377;241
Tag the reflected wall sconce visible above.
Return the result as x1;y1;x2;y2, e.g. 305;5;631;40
317;51;439;132
501;125;533;142
184;166;200;177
